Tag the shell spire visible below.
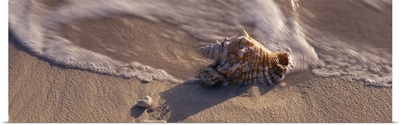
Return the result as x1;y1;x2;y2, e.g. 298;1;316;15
200;42;222;59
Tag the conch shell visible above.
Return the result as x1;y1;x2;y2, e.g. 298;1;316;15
200;30;290;86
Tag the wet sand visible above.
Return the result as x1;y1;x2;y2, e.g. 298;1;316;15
9;0;392;123
296;0;392;51
60;15;211;80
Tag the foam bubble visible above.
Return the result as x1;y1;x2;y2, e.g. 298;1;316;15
307;33;392;87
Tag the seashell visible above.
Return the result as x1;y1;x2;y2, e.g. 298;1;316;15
200;30;290;86
136;96;153;108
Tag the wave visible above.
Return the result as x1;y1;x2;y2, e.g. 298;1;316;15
9;0;391;86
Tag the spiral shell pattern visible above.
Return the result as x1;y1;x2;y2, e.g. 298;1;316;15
200;30;290;86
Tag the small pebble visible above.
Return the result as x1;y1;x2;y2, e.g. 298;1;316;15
279;82;286;87
136;96;153;108
141;79;150;84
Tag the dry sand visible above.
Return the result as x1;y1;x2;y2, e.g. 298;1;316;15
9;0;391;123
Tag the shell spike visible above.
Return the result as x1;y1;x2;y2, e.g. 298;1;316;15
223;37;229;41
235;30;249;37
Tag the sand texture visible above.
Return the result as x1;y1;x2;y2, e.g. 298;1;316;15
9;39;391;122
9;0;391;123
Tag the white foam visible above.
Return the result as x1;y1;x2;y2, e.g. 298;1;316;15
288;0;392;87
242;0;319;72
306;33;392;87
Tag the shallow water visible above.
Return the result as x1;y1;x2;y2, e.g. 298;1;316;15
9;0;391;87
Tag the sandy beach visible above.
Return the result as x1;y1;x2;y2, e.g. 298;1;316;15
8;41;392;122
9;0;392;122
